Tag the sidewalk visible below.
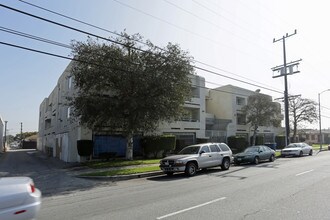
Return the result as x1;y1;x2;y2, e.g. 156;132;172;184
32;150;164;181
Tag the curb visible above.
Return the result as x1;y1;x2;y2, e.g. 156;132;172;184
77;171;164;181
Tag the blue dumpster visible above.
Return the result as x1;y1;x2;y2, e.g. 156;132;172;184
265;142;277;150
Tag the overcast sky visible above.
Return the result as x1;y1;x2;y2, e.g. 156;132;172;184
1;0;330;135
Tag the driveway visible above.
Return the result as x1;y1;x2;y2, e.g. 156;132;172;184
0;149;112;197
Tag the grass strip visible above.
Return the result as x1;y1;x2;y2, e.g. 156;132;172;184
81;165;160;177
84;159;160;169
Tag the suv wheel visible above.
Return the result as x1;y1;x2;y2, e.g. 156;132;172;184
221;158;230;170
185;162;197;176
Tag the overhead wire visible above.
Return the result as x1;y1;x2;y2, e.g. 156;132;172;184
0;3;284;95
15;0;282;92
3;2;330;116
111;0;273;64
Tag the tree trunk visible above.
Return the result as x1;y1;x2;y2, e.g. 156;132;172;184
293;122;297;142
252;124;258;146
126;132;134;160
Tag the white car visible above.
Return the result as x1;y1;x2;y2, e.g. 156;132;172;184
160;143;233;176
0;177;41;220
281;143;313;157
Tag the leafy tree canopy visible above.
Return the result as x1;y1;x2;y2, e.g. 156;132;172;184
242;92;282;145
14;131;38;140
69;33;194;159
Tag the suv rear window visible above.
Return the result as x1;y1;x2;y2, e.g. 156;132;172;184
210;145;220;152
219;144;230;151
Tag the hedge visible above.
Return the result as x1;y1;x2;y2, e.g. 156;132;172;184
227;136;248;154
141;135;176;158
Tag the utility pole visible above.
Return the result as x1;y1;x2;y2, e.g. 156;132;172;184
20;122;23;141
272;30;301;147
4;121;8;152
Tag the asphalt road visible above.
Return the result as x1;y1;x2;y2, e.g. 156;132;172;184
1;149;330;219
42;151;330;220
0;149;113;196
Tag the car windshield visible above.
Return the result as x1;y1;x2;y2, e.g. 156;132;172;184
244;147;259;153
179;146;201;154
286;144;301;148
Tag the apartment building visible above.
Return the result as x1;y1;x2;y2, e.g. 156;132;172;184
156;75;208;148
38;63;208;162
206;85;283;144
38;63;92;162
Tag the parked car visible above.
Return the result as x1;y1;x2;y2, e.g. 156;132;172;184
234;145;275;165
159;143;233;176
281;142;313;157
0;177;41;220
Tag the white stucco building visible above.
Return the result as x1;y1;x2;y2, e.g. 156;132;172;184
156;75;208;147
38;63;208;162
38;63;91;162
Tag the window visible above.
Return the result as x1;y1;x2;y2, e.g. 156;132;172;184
68;76;73;89
200;146;210;153
236;97;245;105
67;107;71;119
210;145;220;152
219;144;230;151
237;113;246;125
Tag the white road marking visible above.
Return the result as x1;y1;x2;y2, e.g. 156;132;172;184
156;197;226;219
296;169;314;176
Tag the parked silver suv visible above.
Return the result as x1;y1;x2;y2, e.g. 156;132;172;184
159;143;233;176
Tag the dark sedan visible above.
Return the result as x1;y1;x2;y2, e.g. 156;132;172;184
234;145;275;165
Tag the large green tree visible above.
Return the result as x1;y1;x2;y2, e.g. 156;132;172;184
289;97;318;141
14;131;37;140
241;92;282;146
70;33;194;160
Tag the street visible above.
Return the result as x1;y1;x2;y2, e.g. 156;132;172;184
1;149;330;220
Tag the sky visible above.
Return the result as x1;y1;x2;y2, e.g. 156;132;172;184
1;0;330;136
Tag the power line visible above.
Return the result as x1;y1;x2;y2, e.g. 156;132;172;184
13;1;282;93
0;26;72;49
194;65;281;94
0;3;144;52
0;40;269;99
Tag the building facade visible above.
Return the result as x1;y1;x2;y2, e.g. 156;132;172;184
155;75;208;148
38;63;208;162
206;85;283;144
39;63;284;162
38;63;92;162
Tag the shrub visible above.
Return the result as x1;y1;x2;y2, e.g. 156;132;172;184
77;140;93;156
227;136;248;154
250;135;264;145
275;136;286;149
141;135;176;158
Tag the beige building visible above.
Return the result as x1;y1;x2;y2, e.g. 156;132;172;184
206;85;283;144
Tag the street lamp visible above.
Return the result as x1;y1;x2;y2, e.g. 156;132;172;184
318;89;330;151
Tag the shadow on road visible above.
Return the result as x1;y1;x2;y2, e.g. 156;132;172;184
0;150;114;198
